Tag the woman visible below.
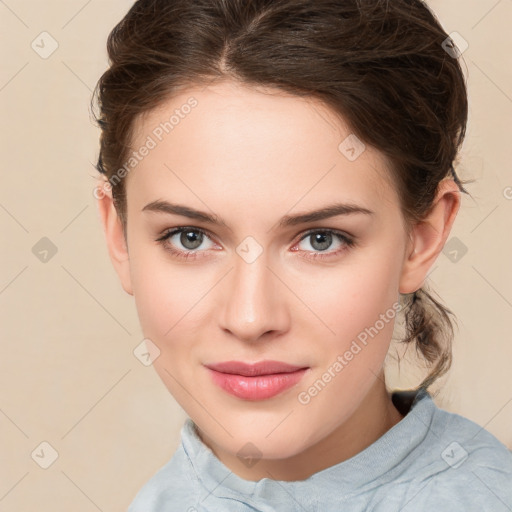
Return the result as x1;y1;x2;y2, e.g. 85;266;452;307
92;0;512;509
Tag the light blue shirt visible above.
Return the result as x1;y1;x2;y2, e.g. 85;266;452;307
127;388;512;511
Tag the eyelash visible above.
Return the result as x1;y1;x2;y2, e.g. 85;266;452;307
156;226;356;262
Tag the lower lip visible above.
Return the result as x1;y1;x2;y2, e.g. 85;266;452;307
206;368;309;400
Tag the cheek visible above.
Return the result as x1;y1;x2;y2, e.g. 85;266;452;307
129;244;204;342
295;256;402;425
296;253;401;343
292;258;402;412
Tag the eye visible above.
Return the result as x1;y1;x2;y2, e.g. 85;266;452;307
155;227;217;260
292;229;355;260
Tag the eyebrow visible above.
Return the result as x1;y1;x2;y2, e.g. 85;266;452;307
142;200;374;228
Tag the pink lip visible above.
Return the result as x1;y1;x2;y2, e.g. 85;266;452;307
204;360;309;401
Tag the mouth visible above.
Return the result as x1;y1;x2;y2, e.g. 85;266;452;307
204;360;307;376
204;360;310;400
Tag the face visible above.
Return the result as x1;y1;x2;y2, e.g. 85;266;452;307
121;80;411;462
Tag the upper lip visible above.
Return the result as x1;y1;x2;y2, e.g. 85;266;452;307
204;360;307;377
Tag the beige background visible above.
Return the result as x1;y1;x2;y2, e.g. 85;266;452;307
0;0;511;510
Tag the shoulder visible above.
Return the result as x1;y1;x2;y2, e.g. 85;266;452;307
399;396;512;511
431;402;512;469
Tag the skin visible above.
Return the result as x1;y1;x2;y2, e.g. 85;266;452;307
96;80;460;482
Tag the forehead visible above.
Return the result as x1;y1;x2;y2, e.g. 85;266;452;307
126;81;398;218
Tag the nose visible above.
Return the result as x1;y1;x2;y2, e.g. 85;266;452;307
218;250;290;343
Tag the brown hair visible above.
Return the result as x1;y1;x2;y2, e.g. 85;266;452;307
92;0;473;392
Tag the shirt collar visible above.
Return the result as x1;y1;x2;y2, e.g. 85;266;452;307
180;388;434;508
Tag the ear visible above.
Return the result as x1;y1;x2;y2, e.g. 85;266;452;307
399;179;461;294
95;181;134;296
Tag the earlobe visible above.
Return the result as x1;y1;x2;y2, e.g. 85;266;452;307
95;181;134;296
399;179;461;294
